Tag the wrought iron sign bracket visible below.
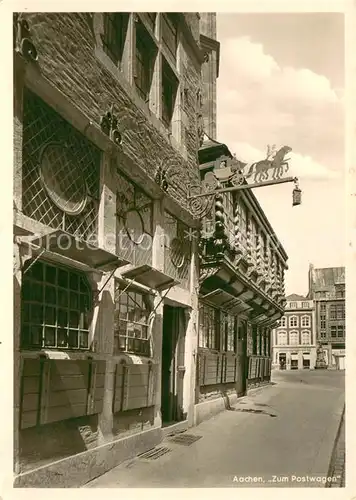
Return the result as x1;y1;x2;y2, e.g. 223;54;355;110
186;144;302;217
187;176;300;200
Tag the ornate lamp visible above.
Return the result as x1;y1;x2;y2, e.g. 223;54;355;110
292;179;302;206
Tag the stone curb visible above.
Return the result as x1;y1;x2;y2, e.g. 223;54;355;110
325;403;345;488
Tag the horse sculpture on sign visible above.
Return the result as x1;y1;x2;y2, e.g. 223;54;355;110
243;145;292;183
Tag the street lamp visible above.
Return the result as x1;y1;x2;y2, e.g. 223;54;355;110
292;179;302;207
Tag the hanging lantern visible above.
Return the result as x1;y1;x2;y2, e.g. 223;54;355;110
292;180;302;206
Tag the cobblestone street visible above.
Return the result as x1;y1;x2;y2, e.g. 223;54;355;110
85;370;345;488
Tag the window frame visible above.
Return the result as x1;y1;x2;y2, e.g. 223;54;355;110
114;285;151;356
301;330;311;345
301;315;311;328
102;13;128;66
21;260;92;351
199;303;219;350
161;13;178;63
289;315;299;328
161;56;179;129
134;19;157;103
277;330;287;346
220;311;237;353
279;316;287;328
289;330;299;346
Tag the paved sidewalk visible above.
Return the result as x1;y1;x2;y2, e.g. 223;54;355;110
85;370;345;488
327;408;345;488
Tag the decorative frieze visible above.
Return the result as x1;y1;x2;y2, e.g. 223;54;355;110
246;217;254;268
213;182;227;255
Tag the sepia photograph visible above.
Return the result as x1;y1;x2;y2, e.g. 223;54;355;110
9;4;349;491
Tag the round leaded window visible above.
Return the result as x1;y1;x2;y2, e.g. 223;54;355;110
124;209;145;245
39;142;88;216
170;238;186;269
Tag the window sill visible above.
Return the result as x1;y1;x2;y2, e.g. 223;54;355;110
19;349;97;360
112;352;156;365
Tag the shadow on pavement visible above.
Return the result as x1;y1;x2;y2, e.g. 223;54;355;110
228;408;277;418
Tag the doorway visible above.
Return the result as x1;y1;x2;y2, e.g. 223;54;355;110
161;305;186;425
279;353;286;370
236;320;247;395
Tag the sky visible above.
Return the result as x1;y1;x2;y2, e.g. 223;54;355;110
216;12;345;296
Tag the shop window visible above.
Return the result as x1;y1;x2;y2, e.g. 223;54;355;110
221;311;236;352
114;286;151;356
21;260;92;350
134;21;157;102
102;13;129;66
161;57;178;129
199;304;219;350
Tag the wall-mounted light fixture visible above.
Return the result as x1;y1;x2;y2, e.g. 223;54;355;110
292;179;302;207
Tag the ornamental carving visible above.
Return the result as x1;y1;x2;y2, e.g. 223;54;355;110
100;105;122;146
14;14;38;62
196;89;205;148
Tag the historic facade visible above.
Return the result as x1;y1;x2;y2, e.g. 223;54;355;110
13;12;290;487
308;265;345;369
194;137;288;421
13;12;207;487
272;294;316;370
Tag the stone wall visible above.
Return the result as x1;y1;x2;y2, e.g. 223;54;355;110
19;13;202;214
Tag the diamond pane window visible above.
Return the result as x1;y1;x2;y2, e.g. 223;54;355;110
22;89;101;241
21;260;92;350
163;212;191;289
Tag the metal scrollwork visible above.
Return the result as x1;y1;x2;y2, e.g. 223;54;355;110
188;185;215;219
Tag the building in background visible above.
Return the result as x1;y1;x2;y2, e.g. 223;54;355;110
308;265;345;369
272;294;316;370
195;13;288;421
13;12;206;487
